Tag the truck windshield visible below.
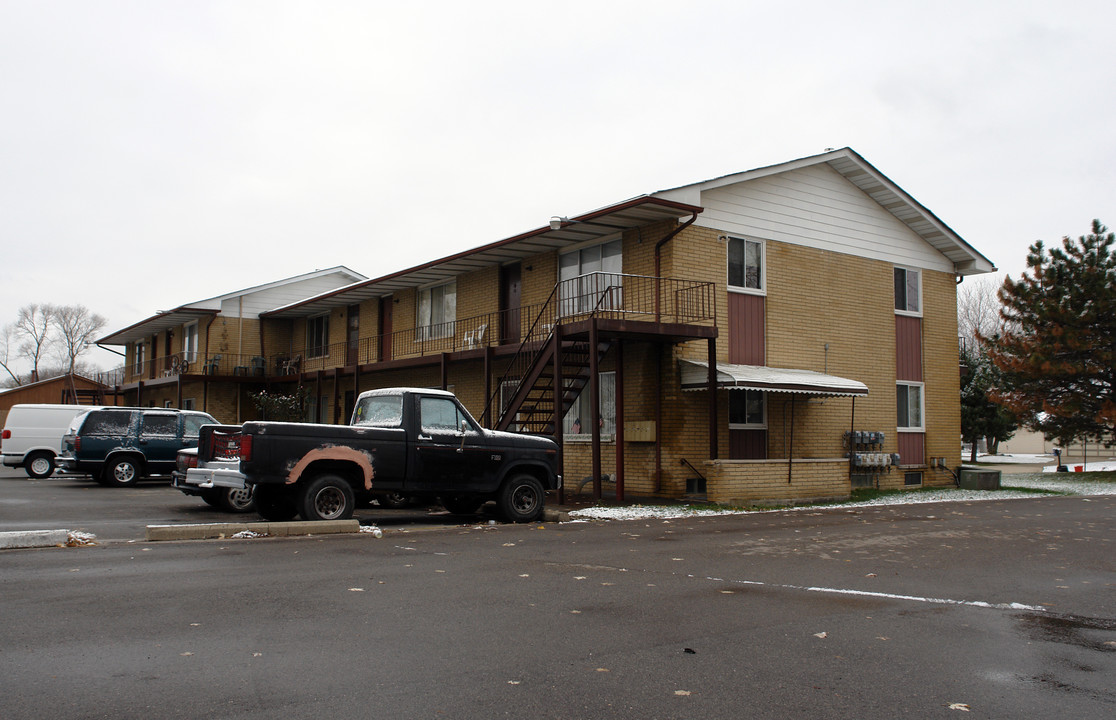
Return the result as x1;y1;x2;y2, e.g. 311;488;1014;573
353;394;403;427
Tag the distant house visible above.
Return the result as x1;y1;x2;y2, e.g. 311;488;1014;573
0;374;116;427
97;148;995;505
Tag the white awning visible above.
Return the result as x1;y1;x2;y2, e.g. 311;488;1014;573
680;360;868;397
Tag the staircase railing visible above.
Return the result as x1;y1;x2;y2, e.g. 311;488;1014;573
481;273;716;430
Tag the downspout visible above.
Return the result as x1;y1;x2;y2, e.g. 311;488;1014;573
202;313;218;414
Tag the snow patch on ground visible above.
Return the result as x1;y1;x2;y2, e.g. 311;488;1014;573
567;475;1115;522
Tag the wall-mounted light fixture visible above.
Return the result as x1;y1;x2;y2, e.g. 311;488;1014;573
549;216;570;231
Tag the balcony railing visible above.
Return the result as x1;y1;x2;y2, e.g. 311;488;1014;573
109;274;716;384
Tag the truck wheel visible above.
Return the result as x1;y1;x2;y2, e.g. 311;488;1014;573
254;485;298;521
497;475;544;523
218;486;256;513
299;475;355;521
103;457;143;487
25;451;55;479
201;489;221;507
441;495;482;515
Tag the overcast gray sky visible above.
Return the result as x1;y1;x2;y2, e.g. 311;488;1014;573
2;1;1113;373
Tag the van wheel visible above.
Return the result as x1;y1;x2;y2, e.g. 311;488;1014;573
218;486;256;513
25;451;55;479
104;457;142;487
299;475;355;521
497;475;544;523
254;485;297;521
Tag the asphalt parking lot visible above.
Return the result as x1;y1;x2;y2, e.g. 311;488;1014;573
0;465;485;542
2;464;1114;719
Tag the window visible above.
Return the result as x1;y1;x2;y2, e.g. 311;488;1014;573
183;414;212;438
183;322;198;363
894;267;921;314
140;414;178;438
559;239;622;315
83;410;133;435
728;390;766;427
133;341;146;375
353;394;403;427
728;237;764;292
307;314;330;358
417;281;456;340
897;382;924;430
563;372;616;437
420;396;476;434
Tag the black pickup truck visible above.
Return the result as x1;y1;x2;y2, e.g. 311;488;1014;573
238;387;562;523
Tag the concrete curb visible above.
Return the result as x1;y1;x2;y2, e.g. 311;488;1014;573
145;519;361;541
1;529;71;550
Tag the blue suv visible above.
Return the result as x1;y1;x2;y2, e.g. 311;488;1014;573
58;407;217;487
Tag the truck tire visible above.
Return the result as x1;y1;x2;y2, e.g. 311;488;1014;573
254;485;298;521
497;474;544;523
441;495;483;515
103;456;143;487
201;489;221;507
25;451;56;479
218;486;256;513
299;474;355;521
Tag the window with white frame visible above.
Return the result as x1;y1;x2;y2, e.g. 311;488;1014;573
559;238;622;316
728;237;764;292
133;341;146;375
417;281;456;340
894;267;921;314
182;322;198;363
728;389;766;428
563;372;616;437
896;382;924;431
307;314;329;358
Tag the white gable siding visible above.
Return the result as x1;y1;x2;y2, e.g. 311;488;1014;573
219;274;359;318
689;164;954;273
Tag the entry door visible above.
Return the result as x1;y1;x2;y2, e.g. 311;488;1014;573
500;263;522;344
379;296;393;361
346;304;360;366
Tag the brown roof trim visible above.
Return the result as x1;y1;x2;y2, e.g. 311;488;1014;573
262;195;703;318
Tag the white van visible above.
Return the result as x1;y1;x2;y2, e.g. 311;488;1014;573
1;404;101;478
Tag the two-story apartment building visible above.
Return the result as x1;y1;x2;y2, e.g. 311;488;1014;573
97;266;367;421
98;148;994;506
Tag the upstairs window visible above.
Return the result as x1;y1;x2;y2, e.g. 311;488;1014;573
559;239;623;315
897;382;924;431
133;341;146;375
418;281;456;341
182;322;198;363
728;237;764;292
307;314;330;358
894;267;921;314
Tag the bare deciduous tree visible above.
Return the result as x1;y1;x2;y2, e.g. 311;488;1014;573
957;275;1003;352
14;304;54;383
0;324;21;386
52;305;107;374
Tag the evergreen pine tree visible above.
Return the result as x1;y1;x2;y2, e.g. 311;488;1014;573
983;220;1116;447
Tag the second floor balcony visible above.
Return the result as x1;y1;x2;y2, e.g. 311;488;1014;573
113;273;717;386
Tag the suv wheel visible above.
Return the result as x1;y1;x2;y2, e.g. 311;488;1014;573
104;457;142;487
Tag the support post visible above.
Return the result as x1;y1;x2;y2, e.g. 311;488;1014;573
590;319;602;500
615;339;624;502
708;337;718;460
553;324;565;504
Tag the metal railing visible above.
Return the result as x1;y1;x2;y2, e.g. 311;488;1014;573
109;273;716;386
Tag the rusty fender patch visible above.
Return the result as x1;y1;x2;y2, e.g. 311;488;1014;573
285;445;376;490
